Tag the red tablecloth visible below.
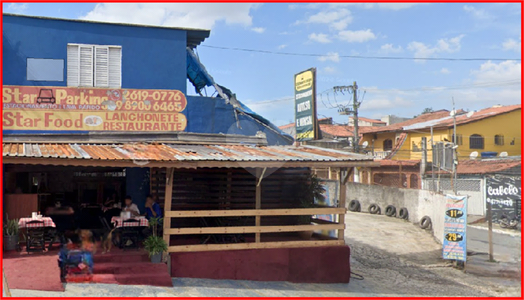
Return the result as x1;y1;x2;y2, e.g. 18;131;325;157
111;217;149;228
18;217;56;228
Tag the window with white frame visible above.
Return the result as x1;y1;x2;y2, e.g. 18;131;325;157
67;44;122;88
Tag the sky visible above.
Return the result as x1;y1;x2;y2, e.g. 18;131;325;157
3;2;521;126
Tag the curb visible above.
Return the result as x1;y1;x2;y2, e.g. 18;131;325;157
467;225;521;237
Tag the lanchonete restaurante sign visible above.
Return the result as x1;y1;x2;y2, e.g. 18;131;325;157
3;86;187;132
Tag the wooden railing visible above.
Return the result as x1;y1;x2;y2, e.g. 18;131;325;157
163;207;346;253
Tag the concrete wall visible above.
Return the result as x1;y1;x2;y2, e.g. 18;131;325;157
346;182;447;244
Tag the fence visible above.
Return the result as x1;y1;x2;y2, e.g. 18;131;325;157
422;177;485;216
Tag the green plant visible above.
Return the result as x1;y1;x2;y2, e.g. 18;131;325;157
143;235;168;257
3;214;19;236
148;217;163;237
297;174;326;224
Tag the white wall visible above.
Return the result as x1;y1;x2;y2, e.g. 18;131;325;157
346;182;448;244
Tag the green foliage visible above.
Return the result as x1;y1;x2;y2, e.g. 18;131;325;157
3;214;19;236
148;217;163;237
143;235;168;257
297;174;326;224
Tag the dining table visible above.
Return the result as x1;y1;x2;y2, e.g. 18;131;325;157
18;217;56;229
110;216;149;228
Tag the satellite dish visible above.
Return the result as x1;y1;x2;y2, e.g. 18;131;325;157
362;141;369;148
450;110;456;117
466;111;474;118
469;151;479;160
500;152;508;157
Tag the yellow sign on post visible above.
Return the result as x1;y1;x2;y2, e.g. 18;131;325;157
2;86;188;132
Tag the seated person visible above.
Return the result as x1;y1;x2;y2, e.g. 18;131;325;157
122;195;140;217
143;195;162;220
103;192;121;210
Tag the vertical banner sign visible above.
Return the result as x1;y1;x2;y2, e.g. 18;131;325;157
485;175;521;222
294;68;317;141
443;194;468;262
313;180;339;238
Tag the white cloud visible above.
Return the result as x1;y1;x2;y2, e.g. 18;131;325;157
322;66;337;74
308;33;332;44
407;35;465;61
380;43;403;53
251;27;265;34
360;97;413;111
338;29;376;43
81;3;260;30
471;60;521;83
316;3;422;10
502;38;521;52
463;5;491;19
7;3;28;13
303;8;353;30
277;44;287;49
440;68;451;74
318;52;340;63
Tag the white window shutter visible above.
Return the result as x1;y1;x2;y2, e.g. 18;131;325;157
94;46;109;87
67;44;80;87
108;46;122;88
79;45;94;87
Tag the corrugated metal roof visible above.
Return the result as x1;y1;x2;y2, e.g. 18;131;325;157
2;143;371;162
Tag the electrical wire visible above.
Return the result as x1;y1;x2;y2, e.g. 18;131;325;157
201;45;521;62
243;80;521;106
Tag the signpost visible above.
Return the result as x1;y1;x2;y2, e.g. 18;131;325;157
443;194;467;262
294;68;317;141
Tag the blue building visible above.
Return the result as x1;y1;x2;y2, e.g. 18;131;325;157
3;14;368;284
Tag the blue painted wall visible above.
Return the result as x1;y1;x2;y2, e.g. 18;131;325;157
125;168;150;214
3;14;187;92
185;95;292;145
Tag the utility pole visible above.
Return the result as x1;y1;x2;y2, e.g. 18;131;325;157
352;81;359;153
452;97;457;195
334;81;360;153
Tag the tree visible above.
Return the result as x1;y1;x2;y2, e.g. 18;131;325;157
414;107;434;118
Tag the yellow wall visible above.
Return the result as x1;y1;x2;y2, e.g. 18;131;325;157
361;109;521;161
360;132;396;154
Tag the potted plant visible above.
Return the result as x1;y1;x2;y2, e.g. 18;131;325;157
297;174;326;240
143;217;167;263
3;214;19;251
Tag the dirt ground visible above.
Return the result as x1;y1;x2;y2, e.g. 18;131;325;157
346;211;521;297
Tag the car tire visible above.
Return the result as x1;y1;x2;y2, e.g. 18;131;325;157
420;216;432;229
349;200;361;212
398;207;409;220
368;204;381;215
385;205;396;217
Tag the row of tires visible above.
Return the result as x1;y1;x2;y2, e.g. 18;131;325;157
348;200;433;230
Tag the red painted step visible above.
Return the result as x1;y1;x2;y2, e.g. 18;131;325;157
92;274;118;284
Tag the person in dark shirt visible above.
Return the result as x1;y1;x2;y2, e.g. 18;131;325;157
143;195;162;219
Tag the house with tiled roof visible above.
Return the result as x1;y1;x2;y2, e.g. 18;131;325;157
360;104;521;161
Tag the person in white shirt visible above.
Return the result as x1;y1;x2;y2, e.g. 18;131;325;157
123;195;140;217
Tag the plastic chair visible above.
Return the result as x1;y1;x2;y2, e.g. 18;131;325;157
120;219;141;250
25;220;46;252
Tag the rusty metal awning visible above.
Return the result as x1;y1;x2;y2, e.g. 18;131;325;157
2;142;378;169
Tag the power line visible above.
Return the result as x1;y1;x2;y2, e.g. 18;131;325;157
246;79;521;106
201;45;521;62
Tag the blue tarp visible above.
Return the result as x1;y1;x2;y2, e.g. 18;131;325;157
186;48;293;144
186;48;215;94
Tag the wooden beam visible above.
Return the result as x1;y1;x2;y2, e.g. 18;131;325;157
165;208;346;218
168;239;345;253
255;168;262;243
162;167;175;255
338;168;347;241
2;157;380;169
165;224;344;235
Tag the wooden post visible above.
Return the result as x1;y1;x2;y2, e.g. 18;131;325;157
338;168;348;240
255;168;263;243
163;168;174;254
487;201;494;262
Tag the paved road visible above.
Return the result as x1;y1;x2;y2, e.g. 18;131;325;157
467;226;521;263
